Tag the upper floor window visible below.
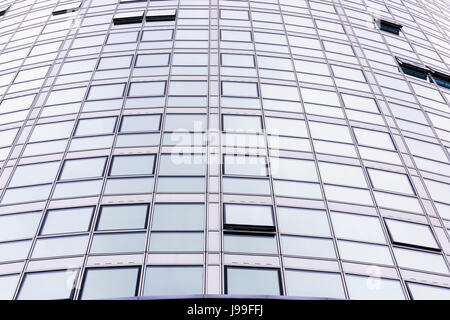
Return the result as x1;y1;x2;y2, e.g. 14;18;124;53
113;11;144;25
377;19;402;35
146;10;177;22
52;2;81;15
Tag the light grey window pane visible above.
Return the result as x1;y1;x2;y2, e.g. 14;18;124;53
10;162;60;187
223;115;262;132
116;133;160;147
80;268;139;300
97;205;148;230
152;203;204;230
368;168;414;195
120;115;161;132
221;53;254;67
168;81;207;96
29;121;74;142
53;180;103;198
90;233;146;253
278;207;331;237
129;81;166;96
164;114;207;131
173;53;208;65
273;180;322;199
346;274;405;300
281;236;336;259
224;234;277;254
424;179;450;204
285;270;345;299
75;117;117;136
221;30;252;42
110;155;155;175
224;155;267;176
18;270;77;300
353;127;395;150
98;56;132;70
41;207;93;235
337;240;393;265
261;83;300;101
0;240;32;262
60;157;106;180
142;29;173;41
0;211;41;241
88;83;125;100
136;54;170;67
222;81;258;97
407;282;450;300
0;274;20;300
224;204;274;228
32;235;89;258
222;177;271;195
144;266;203;296
393;247;449;274
156;177;205;193
104;177;154;194
265;117;308;137
226;267;281;295
319;162;367;188
331;212;386;243
385;219;439;250
107;32;139;44
159;154;206;175
271;158;318;182
0;128;19;148
69;135;114;151
1;184;52;204
148;232;203;251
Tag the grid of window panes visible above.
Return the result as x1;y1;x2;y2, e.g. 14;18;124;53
0;0;449;300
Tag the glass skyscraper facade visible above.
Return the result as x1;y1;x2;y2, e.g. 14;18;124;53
0;0;449;300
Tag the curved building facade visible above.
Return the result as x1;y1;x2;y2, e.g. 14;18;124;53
0;0;449;300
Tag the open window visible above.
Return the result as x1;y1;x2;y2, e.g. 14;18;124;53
52;2;81;15
376;18;402;35
146;10;177;22
396;58;428;80
113;11;144;25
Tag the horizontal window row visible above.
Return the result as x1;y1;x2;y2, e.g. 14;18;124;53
4;265;449;299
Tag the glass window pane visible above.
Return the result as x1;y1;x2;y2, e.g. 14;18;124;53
158;154;205;175
331;212;386;244
407;282;450;300
0;240;32;263
285;269;345;299
281;236;336;259
278;207;331;237
319;162;367;188
87;83;125;100
90;233;146;253
148;232;203;251
98;56;132;70
10;162;60;187
0;274;20;300
29;121;74;142
52;180;103;198
75;117;117;136
152;203;204;230
60;157;106;180
223;115;262;132
393;247;449;274
143;266;203;296
129;81;166;97
120;115;161;132
41;207;93;235
368;169;414;195
346;274;405;300
271;158;318;182
17;270;77;300
80;267;139;300
223;155;267;176
0;212;41;241
97;205;148;230
337;240;393;265
110;155;155;176
156;177;205;193
224;204;274;229
226;267;281;295
32;235;89;258
224;234;277;254
386;219;439;250
222;177;271;195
